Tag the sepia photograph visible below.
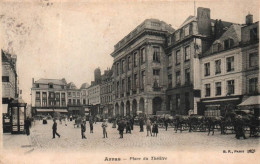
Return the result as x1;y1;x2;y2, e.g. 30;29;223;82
0;0;259;163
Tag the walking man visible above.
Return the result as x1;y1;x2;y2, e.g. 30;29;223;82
102;120;108;138
81;121;87;139
89;120;94;133
164;118;168;131
52;119;61;139
139;117;144;132
24;117;31;136
118;119;125;138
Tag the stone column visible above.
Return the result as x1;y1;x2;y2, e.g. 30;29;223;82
145;98;153;115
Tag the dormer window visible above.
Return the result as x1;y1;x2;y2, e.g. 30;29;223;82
49;83;53;88
175;31;180;41
35;83;39;88
213;43;222;53
224;39;234;50
184;26;190;36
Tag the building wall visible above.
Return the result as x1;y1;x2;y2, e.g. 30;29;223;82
67;89;81;105
200;48;243;99
88;85;100;105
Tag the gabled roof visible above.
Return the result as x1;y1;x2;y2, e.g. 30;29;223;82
202;24;243;57
179;16;196;28
35;78;67;85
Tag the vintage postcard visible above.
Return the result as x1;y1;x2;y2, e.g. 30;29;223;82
0;0;259;163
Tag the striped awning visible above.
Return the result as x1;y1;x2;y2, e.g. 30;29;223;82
36;109;54;112
54;109;68;113
238;96;260;106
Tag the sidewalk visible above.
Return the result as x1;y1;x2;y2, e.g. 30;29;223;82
2;132;35;154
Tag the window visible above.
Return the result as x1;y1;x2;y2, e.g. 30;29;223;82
50;92;54;98
141;71;145;89
68;92;71;96
249;53;258;67
224;39;234;50
134;52;138;67
116;81;120;97
128;56;132;70
185;68;190;84
36;92;40;99
184;26;190;36
184;46;190;61
141;48;146;64
249;78;258;94
121;79;125;92
175;31;180;41
49;83;53;88
61;85;64;89
68;99;72;105
213;43;222;53
185;92;190;110
117;63;120;75
204;62;210;76
153;47;160;63
176;50;180;65
55;93;60;99
42;99;47;107
227;80;235;95
73;92;76;97
36;84;39;88
42;92;47;98
176;71;181;86
127;77;131;92
77;99;80;105
73;99;76;105
2;76;9;82
176;94;180;110
215;60;221;74
168;74;172;88
153;69;160;76
77;92;80;97
250;28;258;42
215;82;222;96
205;84;211;97
226;56;234;72
121;60;125;73
61;93;65;99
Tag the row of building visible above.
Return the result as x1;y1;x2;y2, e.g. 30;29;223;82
30;7;259;118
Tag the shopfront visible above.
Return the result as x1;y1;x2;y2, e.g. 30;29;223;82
10;98;27;134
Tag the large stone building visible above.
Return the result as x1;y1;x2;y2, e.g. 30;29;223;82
111;19;174;116
31;78;68;116
100;68;114;117
165;7;233;115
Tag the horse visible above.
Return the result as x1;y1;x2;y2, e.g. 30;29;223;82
173;115;189;133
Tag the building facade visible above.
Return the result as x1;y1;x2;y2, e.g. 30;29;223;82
111;19;174;116
100;68;114;117
67;82;83;116
31;78;67;116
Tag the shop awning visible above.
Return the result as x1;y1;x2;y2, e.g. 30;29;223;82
36;109;54;112
2;104;8;114
202;97;240;103
54;109;68;113
238;96;260;106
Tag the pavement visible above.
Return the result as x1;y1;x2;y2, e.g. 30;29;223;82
1;120;260;164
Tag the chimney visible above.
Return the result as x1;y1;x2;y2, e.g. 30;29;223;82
197;7;211;36
32;78;34;85
246;14;253;25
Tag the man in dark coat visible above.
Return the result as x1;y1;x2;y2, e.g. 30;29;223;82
139;117;144;132
118;119;125;138
81;121;86;139
52;119;61;139
235;115;246;139
89;120;94;133
24;117;31;136
164;119;168;131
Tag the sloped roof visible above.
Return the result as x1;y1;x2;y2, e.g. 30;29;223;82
179;16;196;28
203;24;242;57
80;82;90;89
35;78;67;85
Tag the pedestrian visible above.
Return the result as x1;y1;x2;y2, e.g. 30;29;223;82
59;117;62;124
125;120;131;134
81;121;87;139
89;120;94;133
152;121;158;137
130;116;134;130
112;119;116;128
70;115;73;121
52;119;61;139
139;117;144;132
24;117;31;136
117;119;125;138
146;118;152;137
235;115;246;139
164;119;168;131
101;120;108;138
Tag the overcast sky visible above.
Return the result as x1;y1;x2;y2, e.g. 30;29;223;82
0;0;259;103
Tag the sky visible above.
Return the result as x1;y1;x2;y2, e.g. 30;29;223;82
0;0;259;104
